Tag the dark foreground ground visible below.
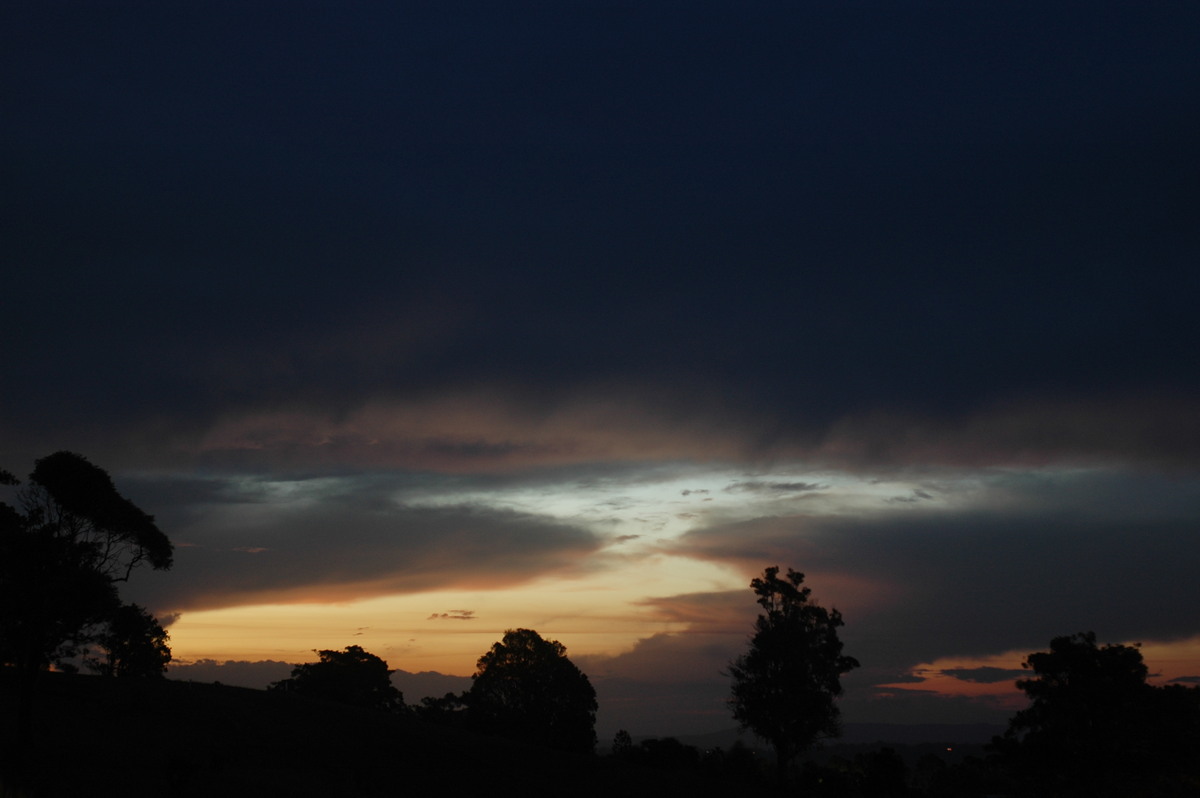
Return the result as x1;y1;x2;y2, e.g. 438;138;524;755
0;672;757;798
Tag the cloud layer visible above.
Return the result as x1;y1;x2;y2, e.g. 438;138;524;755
3;3;1198;736
120;474;602;613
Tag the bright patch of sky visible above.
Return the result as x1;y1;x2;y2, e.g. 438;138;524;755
162;463;1157;677
387;463;985;543
167;554;741;674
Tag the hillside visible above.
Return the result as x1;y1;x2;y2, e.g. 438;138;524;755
0;672;752;798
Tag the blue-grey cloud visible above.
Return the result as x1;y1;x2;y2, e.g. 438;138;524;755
121;474;602;614
675;468;1200;671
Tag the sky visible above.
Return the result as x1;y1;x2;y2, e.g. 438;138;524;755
3;2;1199;740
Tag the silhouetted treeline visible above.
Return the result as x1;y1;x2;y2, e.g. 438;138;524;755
605;631;1200;797
602;733;1006;796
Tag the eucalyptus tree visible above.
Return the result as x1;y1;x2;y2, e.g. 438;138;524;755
1;452;173;739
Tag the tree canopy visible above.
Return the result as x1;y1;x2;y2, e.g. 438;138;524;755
21;451;173;580
1;451;175;740
993;631;1200;797
728;566;859;781
85;602;172;678
1;452;173;666
271;645;404;712
468;628;598;753
0;519;118;670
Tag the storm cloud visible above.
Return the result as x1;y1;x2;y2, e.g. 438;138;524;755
3;2;1198;737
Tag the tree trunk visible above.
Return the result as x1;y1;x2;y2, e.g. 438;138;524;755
774;739;793;785
4;660;38;794
15;658;37;749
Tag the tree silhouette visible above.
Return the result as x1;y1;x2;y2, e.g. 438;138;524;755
84;602;172;678
18;451;172;580
611;728;634;757
468;628;598;753
728;566;859;782
271;645;404;712
415;691;470;727
0;452;173;742
993;631;1200;796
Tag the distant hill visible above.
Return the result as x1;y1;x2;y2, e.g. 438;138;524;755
840;722;1005;745
166;662;474;701
390;668;472;702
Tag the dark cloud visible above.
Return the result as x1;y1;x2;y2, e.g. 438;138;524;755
724;481;826;494
591;673;732;741
815;397;1200;470
838;687;1018;727
941;667;1029;685
157;612;181;628
123;475;602;613
2;5;1197;468
577;632;737;737
628;593;752;636
887;489;936;504
878;672;930;685
1170;676;1200;684
676;468;1200;671
427;610;475;621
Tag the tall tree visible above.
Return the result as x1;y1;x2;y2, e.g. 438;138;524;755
0;452;173;741
270;645;404;712
728;566;859;782
468;628;598;753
